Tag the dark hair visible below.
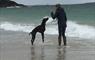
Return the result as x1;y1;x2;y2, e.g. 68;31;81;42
55;4;61;7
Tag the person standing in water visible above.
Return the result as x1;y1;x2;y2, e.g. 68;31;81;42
51;4;67;46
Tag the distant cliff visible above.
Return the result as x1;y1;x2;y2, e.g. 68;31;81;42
0;0;26;7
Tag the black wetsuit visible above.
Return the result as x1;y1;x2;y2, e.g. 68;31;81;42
51;6;67;46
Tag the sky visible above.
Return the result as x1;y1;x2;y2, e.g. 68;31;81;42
12;0;95;5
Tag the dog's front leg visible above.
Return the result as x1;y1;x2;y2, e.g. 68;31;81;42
41;32;44;43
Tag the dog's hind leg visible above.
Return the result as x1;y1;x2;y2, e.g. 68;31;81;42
41;32;44;43
31;34;36;45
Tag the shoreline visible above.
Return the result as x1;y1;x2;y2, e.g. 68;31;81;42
0;30;95;60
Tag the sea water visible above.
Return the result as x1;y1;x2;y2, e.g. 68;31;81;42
0;4;95;40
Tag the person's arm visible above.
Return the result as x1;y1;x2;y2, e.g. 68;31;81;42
51;10;58;19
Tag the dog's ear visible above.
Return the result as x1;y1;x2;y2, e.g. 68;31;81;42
43;17;48;21
45;17;49;20
43;16;49;20
46;18;49;20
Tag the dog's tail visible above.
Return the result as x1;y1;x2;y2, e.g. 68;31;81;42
29;32;32;36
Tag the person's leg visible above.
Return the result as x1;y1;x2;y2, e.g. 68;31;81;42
62;27;67;46
58;25;62;46
58;35;61;46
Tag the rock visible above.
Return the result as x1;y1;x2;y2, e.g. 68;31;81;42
0;0;26;7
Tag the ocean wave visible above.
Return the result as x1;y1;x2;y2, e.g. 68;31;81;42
0;19;95;39
0;22;34;32
6;6;21;8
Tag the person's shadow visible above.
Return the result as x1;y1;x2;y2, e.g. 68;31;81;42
56;46;66;60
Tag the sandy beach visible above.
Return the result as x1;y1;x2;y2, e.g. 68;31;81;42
0;30;95;60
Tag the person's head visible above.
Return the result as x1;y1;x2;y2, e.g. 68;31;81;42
52;4;61;12
55;4;61;8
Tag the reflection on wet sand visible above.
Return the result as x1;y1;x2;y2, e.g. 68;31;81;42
40;46;45;60
56;47;66;60
31;46;36;60
30;46;45;60
30;46;66;60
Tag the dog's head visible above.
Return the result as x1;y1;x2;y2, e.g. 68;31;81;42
42;17;49;23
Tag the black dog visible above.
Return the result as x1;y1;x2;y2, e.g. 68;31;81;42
29;17;48;45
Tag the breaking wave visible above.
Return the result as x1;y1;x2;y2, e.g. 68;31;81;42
0;18;95;39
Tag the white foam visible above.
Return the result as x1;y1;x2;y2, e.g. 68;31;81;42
66;21;95;39
6;6;21;8
0;22;34;32
0;19;95;39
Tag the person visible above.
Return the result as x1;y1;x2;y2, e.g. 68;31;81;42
51;4;67;46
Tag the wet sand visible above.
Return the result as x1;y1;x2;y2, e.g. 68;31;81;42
0;31;95;60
